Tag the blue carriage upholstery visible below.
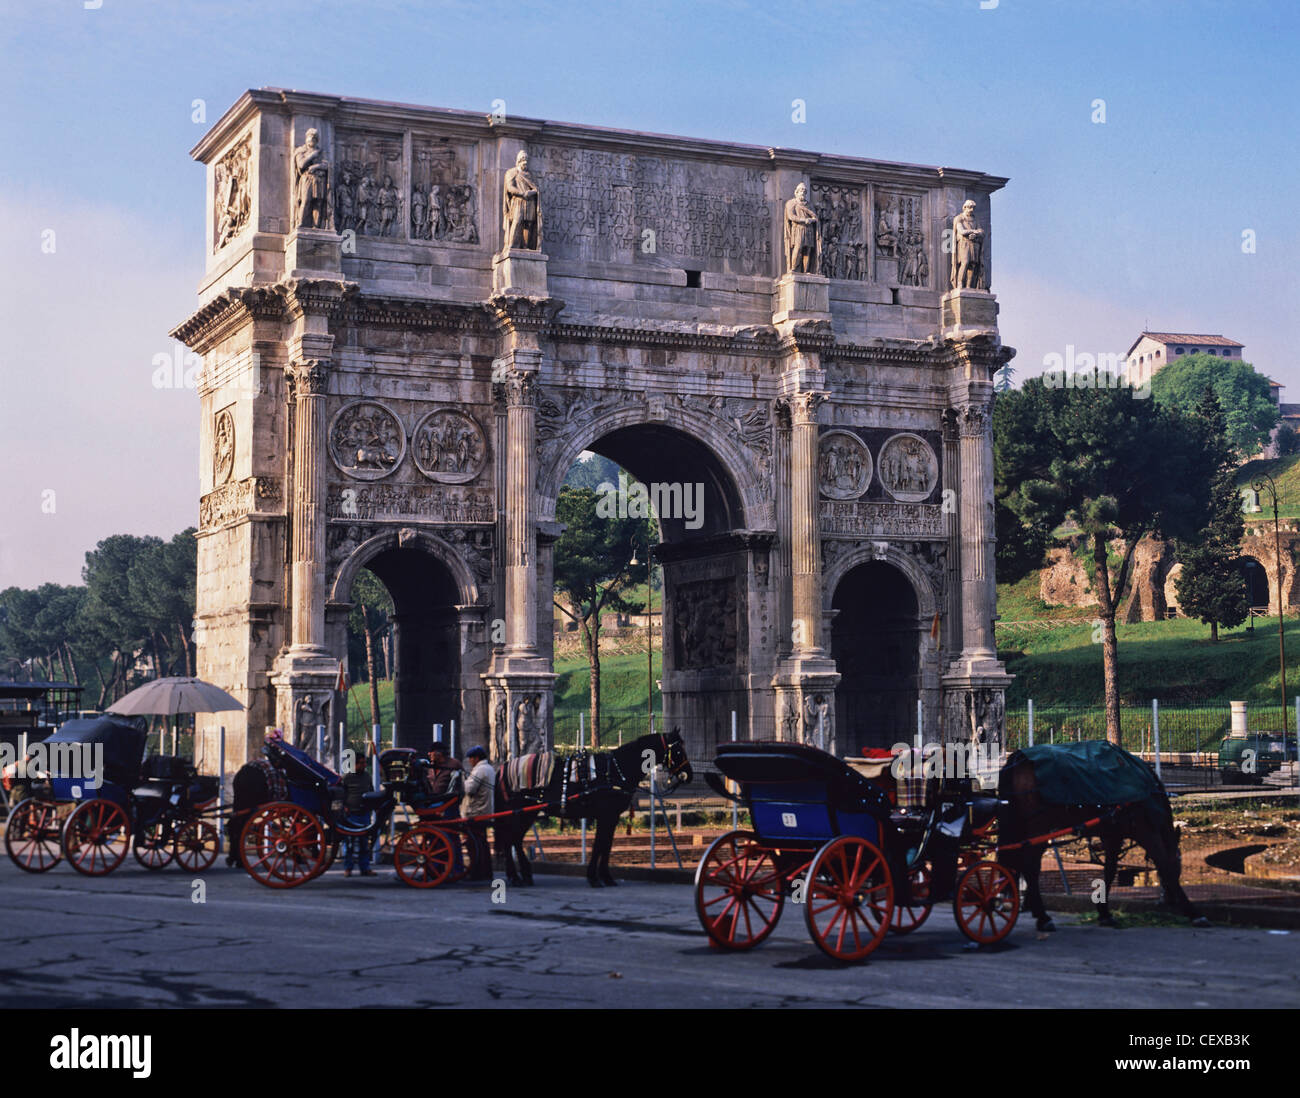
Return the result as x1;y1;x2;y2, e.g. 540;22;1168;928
714;741;892;847
264;739;341;814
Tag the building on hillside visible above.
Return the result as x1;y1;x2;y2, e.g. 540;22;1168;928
1124;332;1245;388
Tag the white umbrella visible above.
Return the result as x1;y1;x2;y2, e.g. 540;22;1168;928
108;676;243;716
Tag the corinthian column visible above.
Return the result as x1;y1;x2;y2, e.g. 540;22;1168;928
503;367;539;658
956;401;996;660
287;358;329;651
787;390;829;656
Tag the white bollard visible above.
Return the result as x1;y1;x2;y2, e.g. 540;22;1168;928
315;724;324;764
337;722;345;772
371;724;380;791
1151;699;1162;782
449;719;456;757
730;710;738;832
1028;699;1034;747
579;713;586;864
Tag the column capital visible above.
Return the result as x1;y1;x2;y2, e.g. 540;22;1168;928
285;358;329;397
778;389;830;426
496;369;538;409
956;402;992;438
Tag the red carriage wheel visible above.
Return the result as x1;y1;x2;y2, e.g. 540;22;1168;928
394;826;456;888
953;861;1021;946
804;835;894;962
239;802;326;888
173;819;219;872
694;830;785;950
62;799;130;876
4;798;64;873
890;863;933;935
133;821;174;870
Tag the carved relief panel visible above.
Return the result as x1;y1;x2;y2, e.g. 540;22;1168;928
213;407;235;486
878;433;939;502
672;578;738;669
817;429;872;500
328;401;406;480
334;131;404;237
410;138;479;243
412;409;488;483
873;191;927;287
811;182;865;280
213;136;251;251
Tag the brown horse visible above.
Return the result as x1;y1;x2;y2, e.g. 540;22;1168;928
998;746;1210;931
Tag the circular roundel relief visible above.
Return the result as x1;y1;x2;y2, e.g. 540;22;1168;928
411;409;488;484
328;401;406;481
878;432;938;502
818;429;873;500
213;408;235;486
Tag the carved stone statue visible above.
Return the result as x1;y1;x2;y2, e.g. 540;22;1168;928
502;150;541;251
783;182;820;274
293;693;326;751
950;199;986;290
411;187;428;239
378;174;401;237
429;185;444;239
292;129;331;230
515;694;544;754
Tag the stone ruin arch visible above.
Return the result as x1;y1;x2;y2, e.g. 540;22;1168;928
173;89;1014;770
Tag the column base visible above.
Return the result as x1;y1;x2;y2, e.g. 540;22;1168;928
481;666;557;761
270;648;344;755
941;664;1013;791
492;249;550;296
771;657;841;753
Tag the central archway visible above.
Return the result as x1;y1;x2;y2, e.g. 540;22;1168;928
544;417;765;762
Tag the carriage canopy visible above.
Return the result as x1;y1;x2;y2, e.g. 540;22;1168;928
38;715;148;789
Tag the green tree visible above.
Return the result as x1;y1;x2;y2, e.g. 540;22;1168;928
563;452;622;491
552;484;655;747
995;380;1217;743
347;570;393;726
1174;389;1248;641
1150;352;1278;456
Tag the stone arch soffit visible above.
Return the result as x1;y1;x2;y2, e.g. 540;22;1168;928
536;405;762;528
329;529;481;607
824;545;938;620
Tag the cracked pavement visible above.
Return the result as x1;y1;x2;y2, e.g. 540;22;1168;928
0;860;1295;1008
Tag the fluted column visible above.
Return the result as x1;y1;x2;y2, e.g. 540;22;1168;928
504;368;539;657
287;359;329;651
787;390;829;656
957;401;996;659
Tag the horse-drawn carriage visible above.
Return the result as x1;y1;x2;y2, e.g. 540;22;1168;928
696;741;1021;962
235;738;460;888
3;714;221;876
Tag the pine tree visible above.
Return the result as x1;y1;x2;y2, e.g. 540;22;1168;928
1174;388;1248;641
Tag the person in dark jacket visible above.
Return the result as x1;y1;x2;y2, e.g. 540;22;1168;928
341;755;377;877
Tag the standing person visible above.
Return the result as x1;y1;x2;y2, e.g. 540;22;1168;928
425;741;465;878
341;755;377;878
460;746;496;881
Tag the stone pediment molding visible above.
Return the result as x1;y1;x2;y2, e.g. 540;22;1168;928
348;295;494;333
943;332;1015;381
549;316;779;356
281;278;358;324
489;294;566;336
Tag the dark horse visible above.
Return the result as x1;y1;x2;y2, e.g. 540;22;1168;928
495;730;693;887
998;745;1209;931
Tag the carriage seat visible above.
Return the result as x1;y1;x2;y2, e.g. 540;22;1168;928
359;789;389;807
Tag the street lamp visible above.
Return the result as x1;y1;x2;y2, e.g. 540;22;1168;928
1252;473;1287;726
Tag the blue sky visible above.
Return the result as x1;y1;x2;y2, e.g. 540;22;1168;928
1;0;1297;587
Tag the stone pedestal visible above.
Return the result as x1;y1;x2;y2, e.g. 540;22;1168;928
492;249;549;296
941;288;998;336
772;665;842;753
941;670;1012;789
270;650;342;753
285;227;344;280
773;272;831;324
481;672;557;762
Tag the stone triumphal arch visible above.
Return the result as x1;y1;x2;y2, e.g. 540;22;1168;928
174;89;1013;771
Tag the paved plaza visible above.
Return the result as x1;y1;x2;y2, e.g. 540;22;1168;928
1;862;1294;1009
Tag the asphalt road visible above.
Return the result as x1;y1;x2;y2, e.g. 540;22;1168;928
1;860;1296;1009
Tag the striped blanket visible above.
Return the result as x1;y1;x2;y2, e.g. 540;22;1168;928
250;758;289;802
502;752;555;796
